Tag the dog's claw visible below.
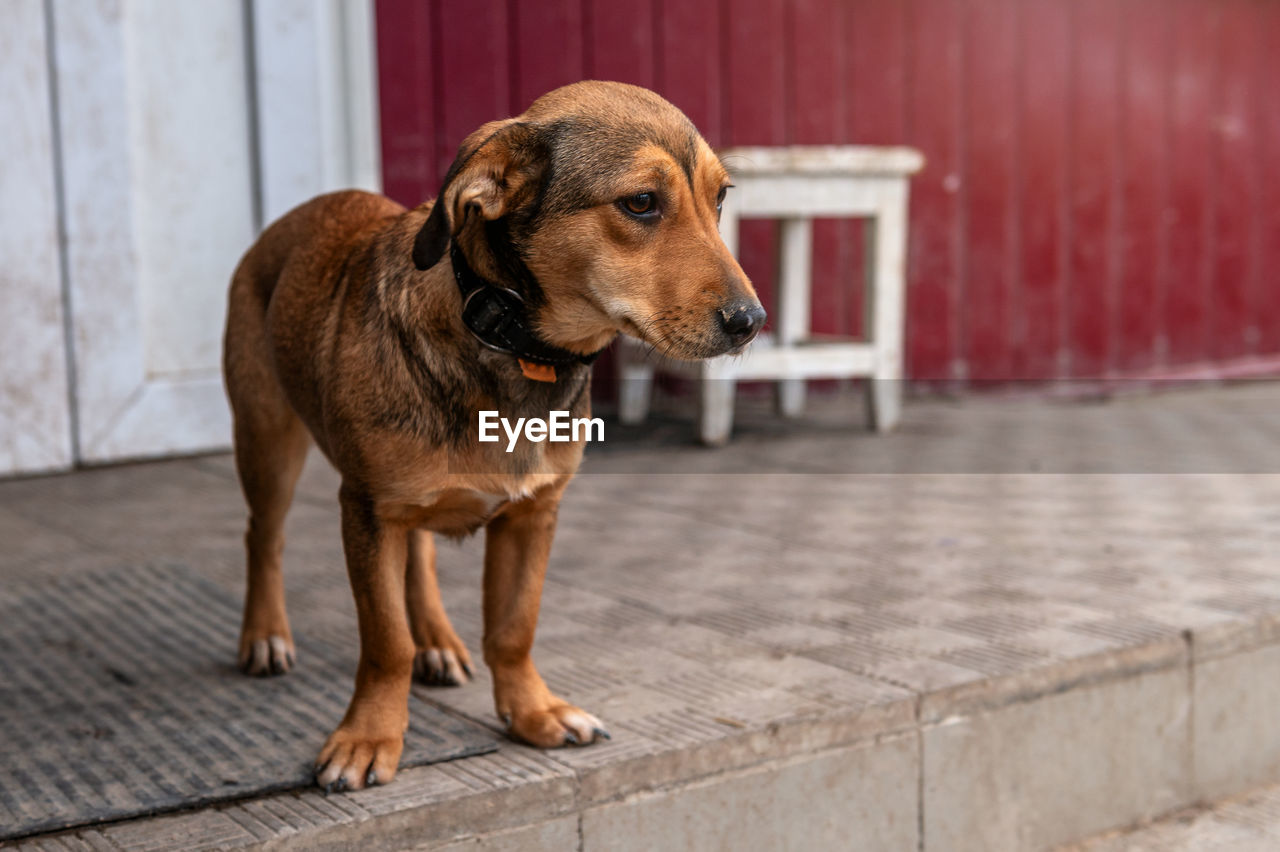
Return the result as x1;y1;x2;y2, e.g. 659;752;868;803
413;647;472;688
502;705;607;749
366;770;377;787
500;713;512;730
239;635;295;677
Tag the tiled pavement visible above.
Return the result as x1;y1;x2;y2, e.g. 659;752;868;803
1065;781;1280;851
3;382;1280;850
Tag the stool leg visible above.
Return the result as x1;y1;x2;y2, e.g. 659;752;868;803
698;363;736;446
866;378;901;433
863;185;908;433
618;344;655;425
775;218;813;418
777;380;805;418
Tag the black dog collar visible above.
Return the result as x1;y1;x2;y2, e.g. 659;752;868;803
450;243;601;380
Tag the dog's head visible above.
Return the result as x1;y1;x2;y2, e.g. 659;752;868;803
413;81;765;360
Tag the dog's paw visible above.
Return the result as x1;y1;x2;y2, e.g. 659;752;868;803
314;726;403;792
503;703;610;748
238;634;295;676
412;643;473;687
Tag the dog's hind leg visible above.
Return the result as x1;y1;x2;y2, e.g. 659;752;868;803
225;267;310;677
406;528;474;685
231;412;309;675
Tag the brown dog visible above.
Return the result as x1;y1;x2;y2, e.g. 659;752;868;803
222;81;764;791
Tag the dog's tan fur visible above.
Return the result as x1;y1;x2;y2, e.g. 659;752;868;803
223;81;763;790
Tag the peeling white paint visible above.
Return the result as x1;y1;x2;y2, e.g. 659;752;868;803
0;0;381;471
0;0;74;475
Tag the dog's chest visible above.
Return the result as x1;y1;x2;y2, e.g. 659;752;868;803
392;472;556;538
412;488;511;537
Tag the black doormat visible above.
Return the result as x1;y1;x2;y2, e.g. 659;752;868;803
0;564;498;841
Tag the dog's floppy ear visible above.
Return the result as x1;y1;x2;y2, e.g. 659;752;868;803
413;120;545;270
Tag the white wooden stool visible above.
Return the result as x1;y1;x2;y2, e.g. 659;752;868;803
617;145;925;445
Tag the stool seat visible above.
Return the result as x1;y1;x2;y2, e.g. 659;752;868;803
617;144;924;445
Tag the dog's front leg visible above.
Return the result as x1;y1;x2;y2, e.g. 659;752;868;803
483;488;609;747
315;485;415;790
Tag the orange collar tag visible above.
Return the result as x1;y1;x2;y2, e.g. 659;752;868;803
518;359;557;383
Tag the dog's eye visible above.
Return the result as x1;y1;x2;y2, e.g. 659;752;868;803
619;193;659;218
716;185;730;213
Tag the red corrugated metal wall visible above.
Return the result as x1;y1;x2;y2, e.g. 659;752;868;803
375;0;1280;382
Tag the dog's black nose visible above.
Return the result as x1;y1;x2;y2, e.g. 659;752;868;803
719;302;766;346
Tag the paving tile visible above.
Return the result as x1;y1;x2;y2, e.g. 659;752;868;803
103;809;261;851
223;755;579;852
924;665;1192;852
12;831;116;852
581;736;919;852
420;816;580;852
1076;817;1270;852
0;507;86;567
1065;782;1280;851
568;703;921;808
1194;642;1280;802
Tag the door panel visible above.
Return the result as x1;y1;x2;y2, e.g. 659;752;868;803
0;0;74;476
51;0;253;462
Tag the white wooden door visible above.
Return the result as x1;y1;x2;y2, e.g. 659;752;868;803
24;0;381;467
0;0;74;476
51;0;256;463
